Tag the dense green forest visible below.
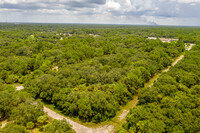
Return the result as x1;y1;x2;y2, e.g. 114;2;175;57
120;45;200;132
0;23;200;132
0;84;74;133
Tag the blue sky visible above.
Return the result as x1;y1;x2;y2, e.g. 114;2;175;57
0;0;200;26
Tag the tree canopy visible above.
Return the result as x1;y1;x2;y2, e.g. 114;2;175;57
122;44;200;133
0;23;199;126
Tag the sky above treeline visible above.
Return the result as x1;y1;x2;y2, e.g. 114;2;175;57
0;0;200;26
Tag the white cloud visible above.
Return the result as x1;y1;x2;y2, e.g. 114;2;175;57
125;0;132;7
177;0;200;3
0;0;200;26
106;0;121;10
1;0;18;4
37;9;69;14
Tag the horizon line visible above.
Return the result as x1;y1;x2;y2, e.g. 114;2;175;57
0;22;200;27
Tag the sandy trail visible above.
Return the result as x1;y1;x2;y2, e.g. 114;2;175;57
102;53;185;122
117;43;196;120
117;95;138;121
172;55;184;66
0;120;8;128
44;107;114;133
186;44;196;51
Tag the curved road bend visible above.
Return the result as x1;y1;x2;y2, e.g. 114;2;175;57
44;107;114;133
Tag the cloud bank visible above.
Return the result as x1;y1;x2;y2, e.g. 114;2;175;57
0;0;200;26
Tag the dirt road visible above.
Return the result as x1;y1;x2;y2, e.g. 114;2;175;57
116;43;196;121
44;107;114;133
0;120;7;128
117;95;138;121
172;55;184;66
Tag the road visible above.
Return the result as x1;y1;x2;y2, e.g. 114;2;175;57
13;43;196;133
115;43;196;121
44;107;114;133
0;120;7;129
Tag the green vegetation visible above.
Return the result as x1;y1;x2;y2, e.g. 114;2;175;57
16;25;187;122
44;119;75;133
0;84;74;132
0;123;28;133
121;45;200;132
0;23;200;132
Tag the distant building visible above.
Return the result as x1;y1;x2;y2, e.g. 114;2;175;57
159;38;179;43
159;38;171;43
171;39;179;42
148;37;179;43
